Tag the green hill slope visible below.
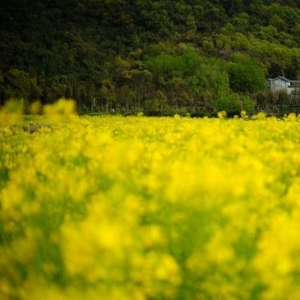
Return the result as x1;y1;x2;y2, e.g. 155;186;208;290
1;0;300;115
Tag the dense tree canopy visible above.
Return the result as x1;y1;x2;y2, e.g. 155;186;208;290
1;0;300;114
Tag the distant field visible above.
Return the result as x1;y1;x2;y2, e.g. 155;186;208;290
2;101;300;299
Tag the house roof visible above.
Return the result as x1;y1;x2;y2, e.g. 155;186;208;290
268;76;300;83
268;76;291;82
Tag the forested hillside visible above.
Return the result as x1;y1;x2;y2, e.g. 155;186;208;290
1;0;300;115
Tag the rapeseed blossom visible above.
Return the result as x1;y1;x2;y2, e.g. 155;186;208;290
2;100;300;299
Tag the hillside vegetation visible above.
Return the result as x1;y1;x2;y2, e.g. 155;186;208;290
1;0;300;114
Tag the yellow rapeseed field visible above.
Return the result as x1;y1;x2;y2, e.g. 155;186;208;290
1;100;300;299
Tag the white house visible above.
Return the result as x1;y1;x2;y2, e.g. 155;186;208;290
268;76;300;101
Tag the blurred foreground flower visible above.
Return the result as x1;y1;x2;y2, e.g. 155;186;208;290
0;99;23;127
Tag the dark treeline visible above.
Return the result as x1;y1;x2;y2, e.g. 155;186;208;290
1;0;300;115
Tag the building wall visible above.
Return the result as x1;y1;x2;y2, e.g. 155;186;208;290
269;78;291;94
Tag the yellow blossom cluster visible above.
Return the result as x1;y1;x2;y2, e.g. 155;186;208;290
2;100;300;299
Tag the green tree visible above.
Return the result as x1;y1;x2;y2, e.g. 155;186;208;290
143;90;167;114
99;79;116;112
4;69;31;100
255;92;269;110
216;94;241;115
0;71;4;105
229;60;266;93
276;90;290;115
